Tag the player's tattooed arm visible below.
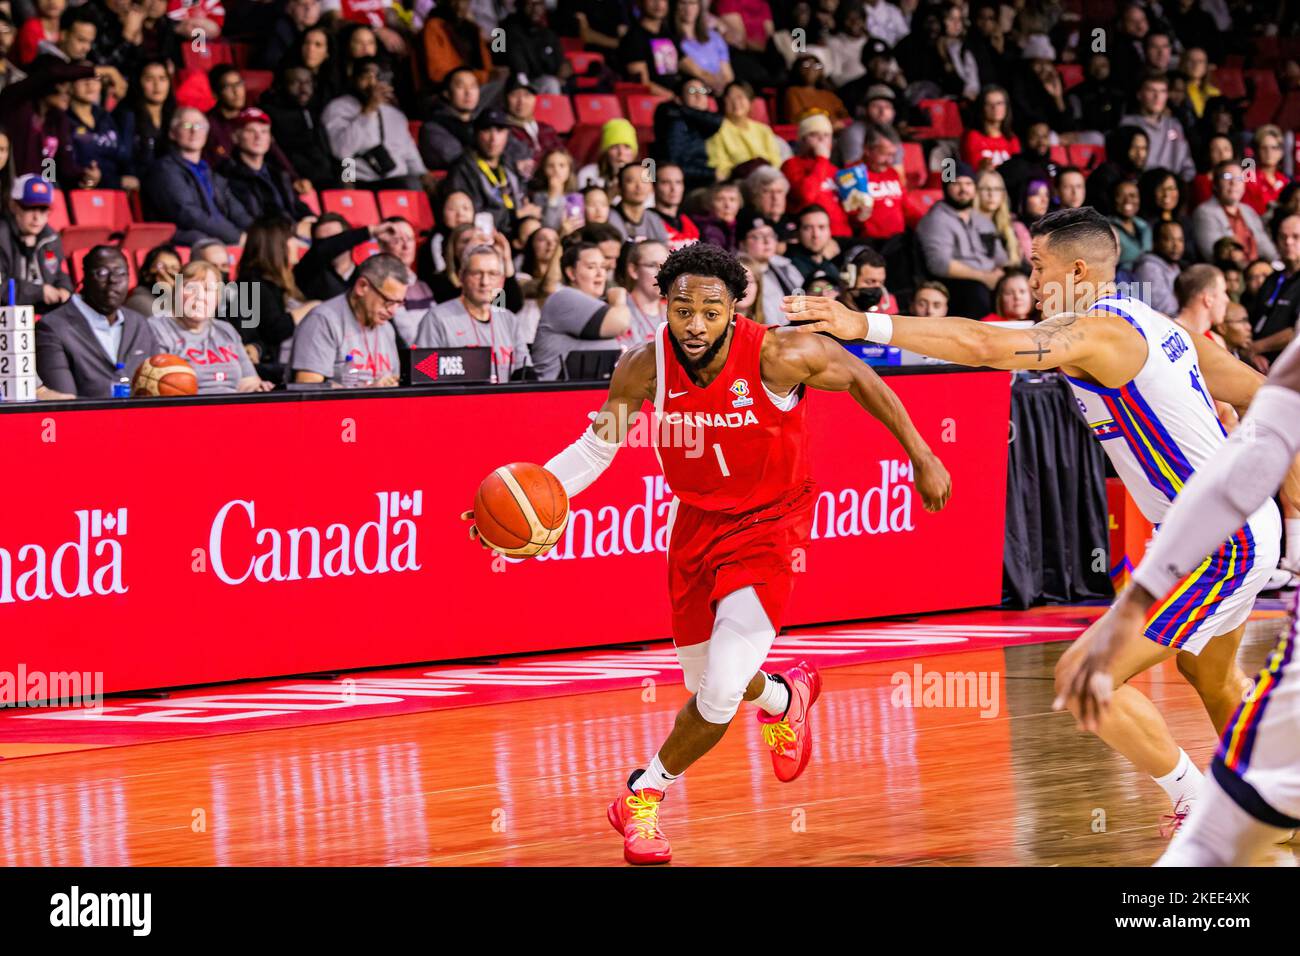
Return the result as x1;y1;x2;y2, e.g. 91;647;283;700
766;331;952;511
780;295;1144;384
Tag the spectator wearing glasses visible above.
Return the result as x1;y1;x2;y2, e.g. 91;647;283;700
1192;159;1278;264
618;238;669;344
1242;125;1290;219
415;243;531;384
374;215;435;343
149;259;272;394
144;106;252;246
0;174;73;313
652;78;723;191
35;245;159;398
706;80;783;182
290;253;410;387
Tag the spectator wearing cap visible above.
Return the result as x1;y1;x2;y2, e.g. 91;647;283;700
784;53;848;129
1120;72;1195;181
0;174;73;313
503;75;563;182
144;106;252;246
149;259;272;394
706;81;783;181
222;108;314;230
419;66;480;172
579;119;639;192
290;253;410;387
916;161;1007;316
530;242;631;381
500;0;569;96
653;162;701;245
35;245;159;398
652;78;724;192
65;62;134;190
443;109;541;234
415;243;531;384
323;57;435;192
617;0;681;100
260;64;338;190
609;162;671;242
1134;220;1186;316
737;212;801;325
782;113;853;239
1010;34;1071;131
836;84;902;170
785;204;843;284
1192;159;1278;265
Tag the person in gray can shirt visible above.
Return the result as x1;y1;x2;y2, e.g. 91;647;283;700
415;244;531;383
290;254;410;387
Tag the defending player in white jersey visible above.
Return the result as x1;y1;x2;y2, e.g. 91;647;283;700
781;206;1284;828
1058;333;1300;865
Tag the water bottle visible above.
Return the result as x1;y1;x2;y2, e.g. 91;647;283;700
111;363;131;398
344;355;370;388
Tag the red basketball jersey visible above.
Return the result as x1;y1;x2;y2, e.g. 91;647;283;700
652;317;812;515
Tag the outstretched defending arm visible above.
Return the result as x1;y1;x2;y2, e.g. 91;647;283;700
1055;335;1300;729
764;330;952;511
779;295;1146;388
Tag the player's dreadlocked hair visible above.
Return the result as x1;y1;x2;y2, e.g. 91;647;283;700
656;242;750;302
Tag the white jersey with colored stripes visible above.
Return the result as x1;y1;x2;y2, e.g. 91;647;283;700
1065;296;1237;525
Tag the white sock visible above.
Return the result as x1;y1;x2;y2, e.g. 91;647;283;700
632;755;680;794
1152;748;1203;807
751;673;790;716
1286;518;1300;566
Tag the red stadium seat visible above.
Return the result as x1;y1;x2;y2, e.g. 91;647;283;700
534;94;576;134
176;246;191;264
1049;145;1070;167
1057;64;1084;91
1213;66;1246;99
228;41;253;68
565;51;605;75
913;99;963;139
560;36;583;53
378;189;435;232
48;189;70;232
748;97;770;125
120;222;177;256
300;188;320;216
1067;143;1105;172
352;239;380;265
901;142;926;188
624;93;669;127
242;70;274;105
772;124;799;144
128;189;145;223
615;82;651;97
70;189;132;230
1245;70;1281;128
408;119;422;144
321;189;380;228
574;93;624;126
59;225;114;255
902;189;941;228
1274;91;1300;131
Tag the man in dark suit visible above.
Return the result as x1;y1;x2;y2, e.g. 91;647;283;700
35;245;159;398
143;106;253;246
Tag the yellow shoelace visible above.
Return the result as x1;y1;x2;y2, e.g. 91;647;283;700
762;719;797;756
625;793;662;840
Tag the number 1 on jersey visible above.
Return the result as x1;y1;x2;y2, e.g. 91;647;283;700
712;443;731;477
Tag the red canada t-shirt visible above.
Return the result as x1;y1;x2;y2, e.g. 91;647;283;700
781;154;853;237
167;0;226;27
861;166;905;240
961;130;1021;169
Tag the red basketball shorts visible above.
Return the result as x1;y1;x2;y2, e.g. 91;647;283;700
666;482;817;648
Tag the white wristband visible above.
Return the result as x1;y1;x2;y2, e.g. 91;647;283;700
865;311;893;344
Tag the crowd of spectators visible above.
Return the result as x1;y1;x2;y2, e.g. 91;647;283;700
0;0;1296;398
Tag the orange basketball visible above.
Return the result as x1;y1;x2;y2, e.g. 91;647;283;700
132;354;199;397
473;462;569;557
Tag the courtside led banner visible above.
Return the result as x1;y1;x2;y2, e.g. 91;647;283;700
0;371;1010;698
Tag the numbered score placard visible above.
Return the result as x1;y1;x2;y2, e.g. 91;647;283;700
0;305;37;402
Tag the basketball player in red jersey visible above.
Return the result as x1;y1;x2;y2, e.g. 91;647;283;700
466;244;951;864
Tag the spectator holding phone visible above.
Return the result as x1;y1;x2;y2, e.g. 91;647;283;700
323;56;434;192
530;148;582;232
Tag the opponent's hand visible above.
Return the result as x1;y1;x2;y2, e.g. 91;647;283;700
1052;593;1147;732
460;509;493;551
782;294;870;340
913;453;951;512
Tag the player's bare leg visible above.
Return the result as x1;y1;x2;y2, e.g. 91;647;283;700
1175;622;1252;734
1055;624;1205;826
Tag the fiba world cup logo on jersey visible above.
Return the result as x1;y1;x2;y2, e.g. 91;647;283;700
729;379;753;409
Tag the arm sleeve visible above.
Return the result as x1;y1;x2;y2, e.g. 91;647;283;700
1132;384;1300;599
545;426;622;497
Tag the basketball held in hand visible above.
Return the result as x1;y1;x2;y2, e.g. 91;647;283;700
472;463;569;557
133;354;198;397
